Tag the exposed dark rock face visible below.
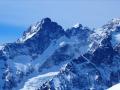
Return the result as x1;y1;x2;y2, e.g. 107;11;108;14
0;18;120;90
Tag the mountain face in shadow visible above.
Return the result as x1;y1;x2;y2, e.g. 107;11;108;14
0;18;120;90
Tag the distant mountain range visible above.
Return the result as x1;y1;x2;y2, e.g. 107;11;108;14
0;18;120;90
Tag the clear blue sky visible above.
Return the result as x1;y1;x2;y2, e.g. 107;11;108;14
0;0;120;44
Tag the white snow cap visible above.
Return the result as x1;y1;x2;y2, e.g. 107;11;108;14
112;18;120;23
110;18;120;27
18;22;40;43
73;23;82;28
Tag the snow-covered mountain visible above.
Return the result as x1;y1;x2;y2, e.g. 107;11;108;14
0;18;120;90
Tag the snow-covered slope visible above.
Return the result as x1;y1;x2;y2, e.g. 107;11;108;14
0;18;120;90
0;18;93;90
107;83;120;90
39;18;120;90
20;72;59;90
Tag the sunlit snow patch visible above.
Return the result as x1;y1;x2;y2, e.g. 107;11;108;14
73;23;80;28
59;41;66;47
20;72;59;90
107;83;120;90
0;45;4;50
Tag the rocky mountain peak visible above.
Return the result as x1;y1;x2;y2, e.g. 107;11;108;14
0;18;120;90
102;18;120;31
18;17;64;43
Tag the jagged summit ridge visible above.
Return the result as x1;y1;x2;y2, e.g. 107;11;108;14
0;18;120;90
102;18;120;31
0;18;91;90
39;18;120;90
18;17;64;43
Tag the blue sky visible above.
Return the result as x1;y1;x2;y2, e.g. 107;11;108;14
0;0;120;44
